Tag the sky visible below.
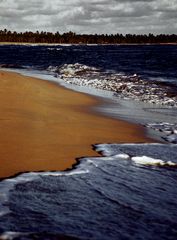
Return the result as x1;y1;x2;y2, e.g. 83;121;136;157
0;0;177;35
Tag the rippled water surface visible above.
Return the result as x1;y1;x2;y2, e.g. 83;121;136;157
0;44;177;83
0;144;177;240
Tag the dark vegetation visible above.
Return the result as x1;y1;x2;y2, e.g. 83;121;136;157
0;29;177;44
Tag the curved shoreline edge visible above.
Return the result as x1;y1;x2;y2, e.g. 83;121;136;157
0;70;154;179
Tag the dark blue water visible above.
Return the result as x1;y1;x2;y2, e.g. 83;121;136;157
0;144;177;240
0;44;177;82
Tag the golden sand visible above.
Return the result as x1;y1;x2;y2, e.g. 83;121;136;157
0;71;153;178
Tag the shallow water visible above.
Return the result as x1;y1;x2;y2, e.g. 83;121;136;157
0;144;177;240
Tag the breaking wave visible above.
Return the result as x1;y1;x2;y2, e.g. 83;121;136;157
47;63;177;107
132;156;177;167
0;144;177;239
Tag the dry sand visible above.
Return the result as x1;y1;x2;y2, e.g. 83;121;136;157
0;71;153;178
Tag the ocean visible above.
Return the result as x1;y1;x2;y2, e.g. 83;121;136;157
0;44;177;82
0;44;177;240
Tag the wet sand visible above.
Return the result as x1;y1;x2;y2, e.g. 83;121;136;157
0;71;153;179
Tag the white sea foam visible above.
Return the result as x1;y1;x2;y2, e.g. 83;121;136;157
94;143;177;168
48;63;99;78
96;144;177;166
47;48;62;51
132;156;177;167
94;144;114;156
0;231;22;240
95;143;162;157
41;169;89;176
46;63;177;107
97;154;130;160
114;154;130;159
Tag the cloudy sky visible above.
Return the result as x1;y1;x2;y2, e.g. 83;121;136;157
0;0;177;34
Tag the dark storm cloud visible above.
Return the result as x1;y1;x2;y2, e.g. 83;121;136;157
0;0;176;34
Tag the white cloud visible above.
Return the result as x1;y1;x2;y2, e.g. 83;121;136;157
0;0;176;34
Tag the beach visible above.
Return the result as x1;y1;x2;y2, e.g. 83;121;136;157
0;44;177;240
0;71;153;179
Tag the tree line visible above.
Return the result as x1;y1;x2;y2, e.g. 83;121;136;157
0;29;177;44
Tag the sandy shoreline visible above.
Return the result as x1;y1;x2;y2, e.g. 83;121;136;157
0;71;153;179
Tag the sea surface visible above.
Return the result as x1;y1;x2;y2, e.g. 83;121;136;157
0;44;177;240
0;44;177;83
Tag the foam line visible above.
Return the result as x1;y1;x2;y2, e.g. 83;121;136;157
132;156;177;167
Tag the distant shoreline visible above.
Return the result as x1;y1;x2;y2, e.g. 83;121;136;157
0;29;177;45
0;42;177;46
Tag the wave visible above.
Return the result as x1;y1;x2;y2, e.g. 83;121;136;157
0;157;93;219
132;156;177;167
94;143;177;167
47;63;100;77
145;122;177;144
46;63;177;107
0;143;177;239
